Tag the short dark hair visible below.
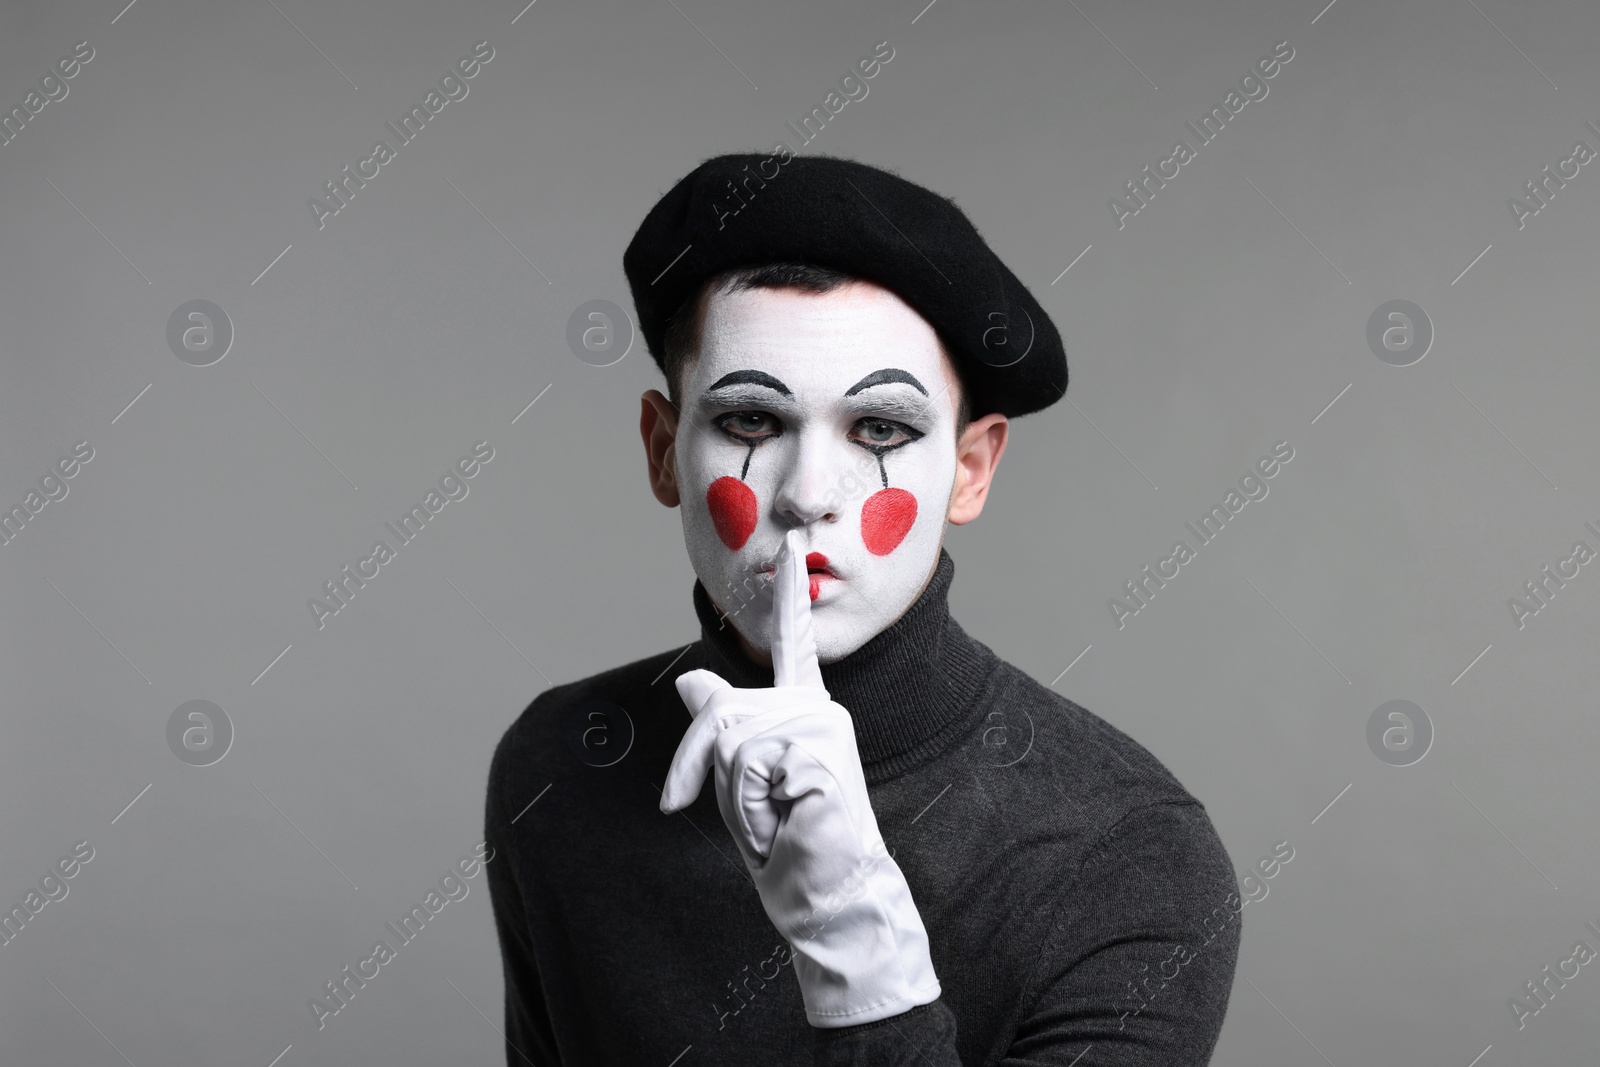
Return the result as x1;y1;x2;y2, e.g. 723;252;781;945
660;262;972;440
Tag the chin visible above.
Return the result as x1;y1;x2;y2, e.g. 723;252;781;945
758;593;898;665
690;536;940;667
812;622;873;665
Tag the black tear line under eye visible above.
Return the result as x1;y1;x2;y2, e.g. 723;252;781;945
712;415;771;479
854;429;924;488
716;415;920;486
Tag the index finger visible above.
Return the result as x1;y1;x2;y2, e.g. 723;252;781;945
771;528;824;690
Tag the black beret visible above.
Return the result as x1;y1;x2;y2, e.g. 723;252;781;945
622;153;1067;419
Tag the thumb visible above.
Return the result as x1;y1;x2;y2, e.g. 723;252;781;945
675;668;729;718
660;669;732;813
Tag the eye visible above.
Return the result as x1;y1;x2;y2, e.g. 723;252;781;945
714;411;782;443
849;417;923;453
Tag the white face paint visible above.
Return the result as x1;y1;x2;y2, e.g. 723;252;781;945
674;280;962;663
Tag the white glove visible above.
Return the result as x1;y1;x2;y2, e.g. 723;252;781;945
661;529;941;1028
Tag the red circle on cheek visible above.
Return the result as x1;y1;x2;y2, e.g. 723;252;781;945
706;476;758;550
861;488;917;556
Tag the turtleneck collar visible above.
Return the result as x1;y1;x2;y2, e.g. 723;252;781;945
689;547;1000;783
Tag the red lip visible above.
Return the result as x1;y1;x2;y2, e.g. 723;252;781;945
756;550;838;582
803;552;836;603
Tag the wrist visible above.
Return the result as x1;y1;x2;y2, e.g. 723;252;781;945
798;965;941;1028
784;855;941;1028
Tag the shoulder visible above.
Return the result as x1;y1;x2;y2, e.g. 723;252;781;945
983;664;1241;938
989;657;1201;808
485;643;694;811
969;656;1232;878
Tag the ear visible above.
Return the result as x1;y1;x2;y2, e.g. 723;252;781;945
640;389;681;507
946;412;1009;525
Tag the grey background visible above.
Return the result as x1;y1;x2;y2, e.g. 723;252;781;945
2;0;1597;1063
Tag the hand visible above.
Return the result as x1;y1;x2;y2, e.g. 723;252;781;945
661;529;941;1027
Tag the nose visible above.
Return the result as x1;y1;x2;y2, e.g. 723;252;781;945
771;430;843;529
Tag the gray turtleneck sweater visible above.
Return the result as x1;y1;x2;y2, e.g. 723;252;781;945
484;549;1241;1065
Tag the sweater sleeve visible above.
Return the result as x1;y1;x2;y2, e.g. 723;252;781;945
814;800;1240;1066
485;732;562;1067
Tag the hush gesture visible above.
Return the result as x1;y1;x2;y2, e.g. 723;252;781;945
660;528;941;1028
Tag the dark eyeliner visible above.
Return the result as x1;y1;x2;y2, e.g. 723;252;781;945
712;411;782;447
851;417;924;456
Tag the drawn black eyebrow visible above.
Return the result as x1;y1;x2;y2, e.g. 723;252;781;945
843;368;928;397
703;370;793;397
